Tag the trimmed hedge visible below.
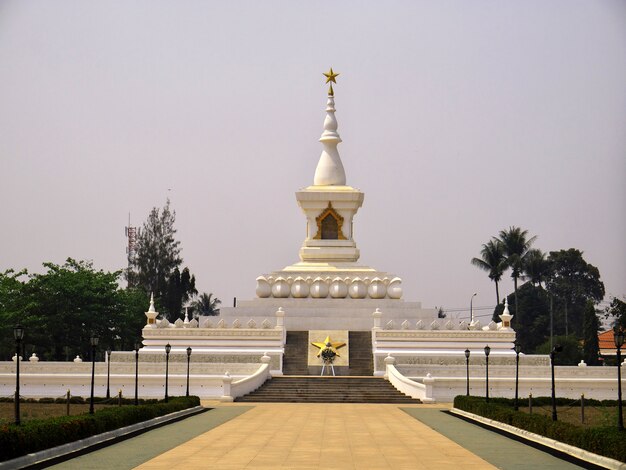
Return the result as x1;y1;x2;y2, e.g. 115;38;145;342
0;396;160;405
0;396;200;462
454;395;626;463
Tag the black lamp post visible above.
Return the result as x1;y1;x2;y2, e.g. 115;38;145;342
14;325;24;425
89;335;99;414
464;349;470;396
164;343;171;403
614;328;624;431
484;345;491;403
106;348;112;399
550;344;563;421
134;342;141;405
186;347;192;397
514;344;521;411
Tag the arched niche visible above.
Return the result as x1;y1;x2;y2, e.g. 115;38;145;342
314;202;346;240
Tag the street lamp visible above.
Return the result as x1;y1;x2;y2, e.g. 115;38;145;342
164;343;172;403
550;344;563;421
464;349;470;396
13;325;24;425
134;342;141;405
470;293;477;324
484;345;491;403
106;348;112;399
514;344;521;411
186;347;192;397
614;328;624;431
89;335;99;415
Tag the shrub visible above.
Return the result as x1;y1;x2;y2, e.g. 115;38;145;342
0;396;201;462
454;396;626;462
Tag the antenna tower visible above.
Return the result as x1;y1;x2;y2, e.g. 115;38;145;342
125;213;140;286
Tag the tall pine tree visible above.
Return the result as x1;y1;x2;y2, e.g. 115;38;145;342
129;199;197;320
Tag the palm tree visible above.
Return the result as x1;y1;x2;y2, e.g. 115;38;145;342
191;292;221;316
522;249;551;287
497;226;537;321
471;238;507;305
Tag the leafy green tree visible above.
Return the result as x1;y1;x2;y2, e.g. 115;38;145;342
497;226;537;325
535;335;582;366
471;239;506;305
0;260;149;361
545;249;604;337
505;284;550;353
24;259;122;360
192;292;221;316
0;270;29;360
604;297;626;330
582;300;600;365
114;287;150;351
522;249;551;287
163;267;197;321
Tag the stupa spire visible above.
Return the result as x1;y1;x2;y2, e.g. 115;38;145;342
314;68;347;186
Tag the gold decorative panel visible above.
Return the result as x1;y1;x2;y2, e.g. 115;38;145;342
308;330;349;366
313;202;346;240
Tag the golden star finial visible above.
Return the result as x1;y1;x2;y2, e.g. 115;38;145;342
323;67;339;84
323;67;340;96
311;335;346;357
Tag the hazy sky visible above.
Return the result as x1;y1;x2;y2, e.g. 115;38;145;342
1;1;624;321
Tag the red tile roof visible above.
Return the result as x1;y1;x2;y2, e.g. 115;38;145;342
599;330;615;350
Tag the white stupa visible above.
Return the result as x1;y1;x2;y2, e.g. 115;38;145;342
220;69;435;330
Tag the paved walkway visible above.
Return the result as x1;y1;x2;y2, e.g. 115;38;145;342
47;406;251;470
50;402;587;470
134;403;493;470
401;408;585;470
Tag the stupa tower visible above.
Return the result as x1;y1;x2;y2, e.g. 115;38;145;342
313;68;346;186
252;69;405;302
219;69;436;330
293;68;364;265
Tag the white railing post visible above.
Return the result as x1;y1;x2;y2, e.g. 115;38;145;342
423;373;434;401
384;353;395;380
221;372;233;402
275;307;286;344
275;307;285;329
261;352;271;366
372;308;383;330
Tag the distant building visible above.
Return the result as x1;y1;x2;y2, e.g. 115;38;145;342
598;329;618;358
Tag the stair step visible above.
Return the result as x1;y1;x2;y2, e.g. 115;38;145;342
235;376;421;404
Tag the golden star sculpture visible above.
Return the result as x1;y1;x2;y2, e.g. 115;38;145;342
311;335;346;357
323;67;340;96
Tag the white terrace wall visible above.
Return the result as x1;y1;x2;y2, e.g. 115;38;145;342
374;325;625;402
372;326;519;374
0;313;286;400
0;354;273;400
139;328;285;375
381;355;626;402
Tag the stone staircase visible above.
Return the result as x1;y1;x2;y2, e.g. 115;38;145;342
282;331;374;376
283;331;309;375
235;376;421;403
347;331;373;375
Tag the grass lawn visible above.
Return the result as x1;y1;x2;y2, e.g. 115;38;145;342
0;402;114;424
518;405;619;427
454;396;626;463
0;396;201;462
